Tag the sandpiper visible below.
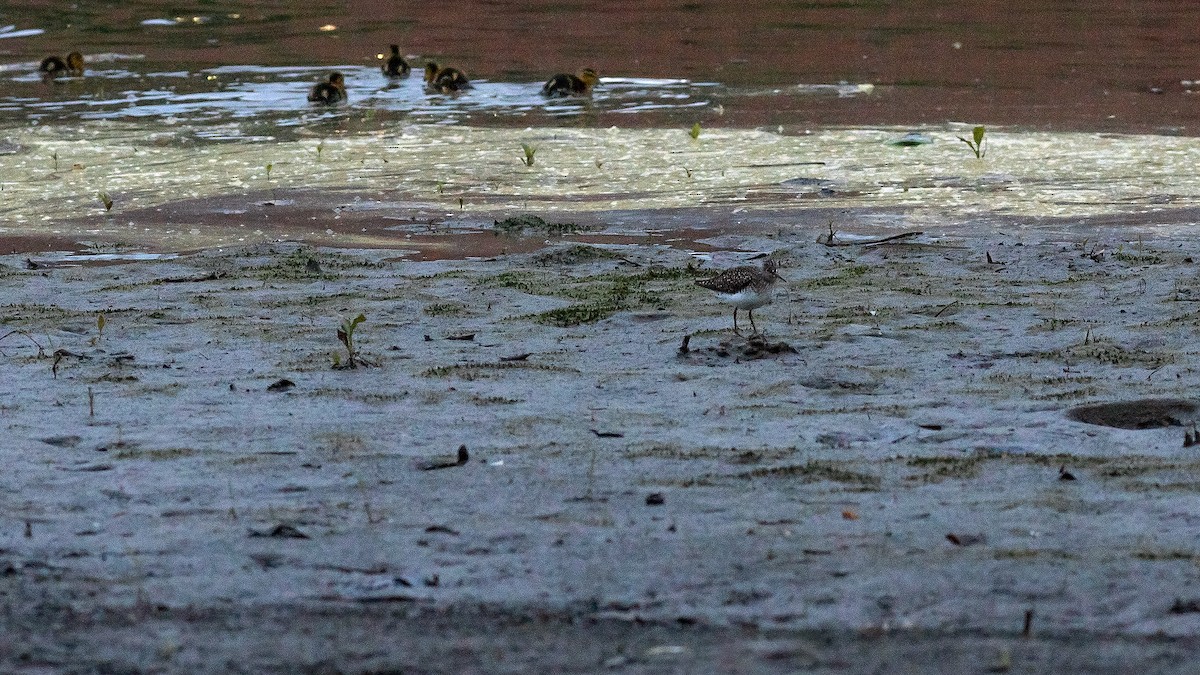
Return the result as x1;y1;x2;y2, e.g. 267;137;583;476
696;258;785;334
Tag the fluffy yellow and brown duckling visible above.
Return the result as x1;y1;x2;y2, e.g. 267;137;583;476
424;61;470;93
39;51;84;79
308;72;347;104
542;68;599;97
382;44;410;77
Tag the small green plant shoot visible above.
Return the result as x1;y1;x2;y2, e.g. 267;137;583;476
98;191;113;212
958;125;986;159
334;313;368;369
96;314;106;340
689;122;701;139
265;163;273;181
521;143;537;167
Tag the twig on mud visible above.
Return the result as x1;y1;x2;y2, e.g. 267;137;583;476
590;429;624;438
933;300;959;318
161;271;226;283
821;228;925;247
52;348;90;378
0;329;46;358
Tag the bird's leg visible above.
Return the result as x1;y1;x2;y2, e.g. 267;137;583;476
732;308;742;335
748;309;759;335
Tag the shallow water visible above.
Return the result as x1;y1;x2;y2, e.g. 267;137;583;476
6;0;1200;132
3;1;1200;256
4;122;1200;259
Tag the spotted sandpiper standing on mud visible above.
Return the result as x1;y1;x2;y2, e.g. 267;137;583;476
696;258;785;334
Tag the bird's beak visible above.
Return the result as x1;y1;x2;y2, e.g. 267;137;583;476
773;271;786;281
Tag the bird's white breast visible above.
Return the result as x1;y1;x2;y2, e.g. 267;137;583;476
724;287;773;310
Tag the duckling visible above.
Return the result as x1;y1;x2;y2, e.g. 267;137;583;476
39;51;84;79
382;44;410;77
424;61;470;93
542;68;599;97
308;72;347;104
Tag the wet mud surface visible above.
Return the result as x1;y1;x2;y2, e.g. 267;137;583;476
5;221;1200;671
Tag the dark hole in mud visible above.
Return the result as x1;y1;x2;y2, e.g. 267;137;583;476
1065;398;1198;430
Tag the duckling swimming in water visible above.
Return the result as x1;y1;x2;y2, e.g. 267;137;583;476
39;51;84;80
542;68;599;97
308;72;347;104
424;61;470;93
382;45;410;77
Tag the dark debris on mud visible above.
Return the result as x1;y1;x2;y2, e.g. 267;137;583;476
678;333;798;364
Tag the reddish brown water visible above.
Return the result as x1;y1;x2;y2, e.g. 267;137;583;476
5;1;1200;259
4;0;1200;133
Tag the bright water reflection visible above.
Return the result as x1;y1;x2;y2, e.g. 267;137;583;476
0;54;869;140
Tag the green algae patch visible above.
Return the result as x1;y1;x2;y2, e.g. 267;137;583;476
739;460;881;489
532;245;624;266
423;302;470;317
530;299;630;327
493;215;584;235
420;361;577;379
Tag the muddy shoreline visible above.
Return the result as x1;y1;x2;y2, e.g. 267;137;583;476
5;207;1200;671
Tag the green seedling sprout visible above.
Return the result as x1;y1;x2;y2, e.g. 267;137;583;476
521;143;537;167
335;313;368;369
958;125;986;159
689;122;701;139
52;151;58;172
316;140;325;161
265;163;273;181
98;191;113;212
96;314;106;341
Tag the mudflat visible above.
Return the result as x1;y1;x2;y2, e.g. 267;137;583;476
4;197;1200;671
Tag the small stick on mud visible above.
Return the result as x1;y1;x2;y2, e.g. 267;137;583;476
162;271;224;283
933;300;959;318
0;329;46;358
678;334;691;355
821;227;924;247
1022;608;1034;637
590;429;624;438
